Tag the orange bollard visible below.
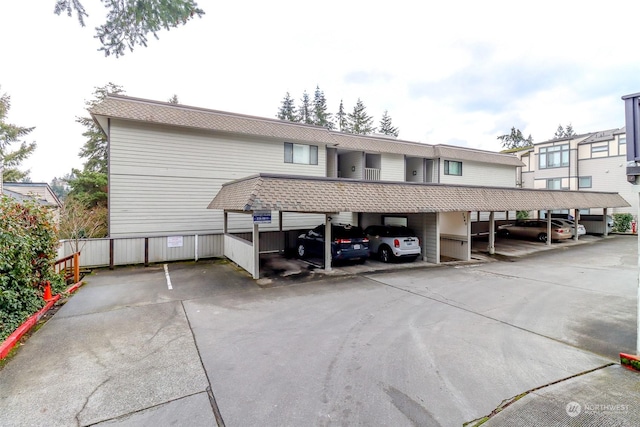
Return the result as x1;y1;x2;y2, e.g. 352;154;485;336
43;281;53;301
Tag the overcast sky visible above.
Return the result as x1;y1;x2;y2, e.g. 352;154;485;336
2;1;639;183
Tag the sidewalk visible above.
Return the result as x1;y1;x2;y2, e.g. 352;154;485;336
476;364;640;426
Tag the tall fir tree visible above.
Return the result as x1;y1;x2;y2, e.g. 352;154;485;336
337;100;347;132
55;0;205;57
298;91;312;124
276;92;297;122
498;127;533;149
554;124;565;139
68;82;125;208
378;110;399;137
346;99;375;135
0;87;36;182
77;82;125;173
553;123;576;139
311;86;333;129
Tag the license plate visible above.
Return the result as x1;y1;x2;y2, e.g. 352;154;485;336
406;242;413;245
353;244;361;250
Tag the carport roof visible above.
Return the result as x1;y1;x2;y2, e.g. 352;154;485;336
208;174;630;213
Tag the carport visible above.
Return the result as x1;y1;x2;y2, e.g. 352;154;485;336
208;174;629;279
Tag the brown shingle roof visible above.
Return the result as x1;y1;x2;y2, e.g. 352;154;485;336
90;95;336;145
91;95;523;167
209;174;630;213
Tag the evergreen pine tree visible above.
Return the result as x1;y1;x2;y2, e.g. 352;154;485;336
0;87;36;182
337;100;347;132
298;91;312;124
346;99;375;135
378;110;399;137
311;86;334;129
276;92;297;121
565;123;575;137
554;125;565;139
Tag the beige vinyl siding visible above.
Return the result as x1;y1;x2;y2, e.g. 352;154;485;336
439;159;516;187
534;165;569;181
109;120;327;237
380;153;405;181
521;171;535;188
326;147;338;178
579;156;636;215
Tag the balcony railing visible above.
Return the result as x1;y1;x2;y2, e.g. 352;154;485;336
365;167;381;181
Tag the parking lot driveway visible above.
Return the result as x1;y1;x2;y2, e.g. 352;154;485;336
1;237;636;426
187;279;612;425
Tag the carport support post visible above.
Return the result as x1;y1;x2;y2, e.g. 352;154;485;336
488;211;495;255
324;214;332;272
603;208;609;236
573;208;579;241
546;211;552;246
252;222;260;279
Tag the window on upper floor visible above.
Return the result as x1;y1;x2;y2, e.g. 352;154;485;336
539;144;569;169
591;144;608;155
284;142;318;165
578;176;592;188
547;178;562;189
444;160;462;176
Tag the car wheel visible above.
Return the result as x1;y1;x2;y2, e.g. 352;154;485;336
379;246;394;263
537;233;547;242
297;243;306;258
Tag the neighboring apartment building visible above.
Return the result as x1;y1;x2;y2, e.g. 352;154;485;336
90;95;524;238
518;127;635;216
2;181;63;221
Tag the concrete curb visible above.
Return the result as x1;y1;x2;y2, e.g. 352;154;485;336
0;281;84;360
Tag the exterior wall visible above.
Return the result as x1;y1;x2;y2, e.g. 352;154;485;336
338;151;363;179
224;234;254;276
525;132;634;216
579;156;636;214
438;159;516;187
327;147;338;178
521;171;535;188
380;153;405;181
440;211;467;235
407;213;438;263
109;120;327;237
405;157;423;182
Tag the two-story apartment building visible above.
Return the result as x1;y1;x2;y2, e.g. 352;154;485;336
90;94;524;238
518;127;635;216
88;95;628;276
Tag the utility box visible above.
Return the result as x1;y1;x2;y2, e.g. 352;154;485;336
623;92;640;183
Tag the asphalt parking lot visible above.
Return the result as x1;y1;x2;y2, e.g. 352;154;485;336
0;235;637;426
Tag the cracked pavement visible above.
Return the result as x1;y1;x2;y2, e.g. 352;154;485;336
0;236;637;426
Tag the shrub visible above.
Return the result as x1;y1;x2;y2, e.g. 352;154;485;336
612;213;633;233
0;196;64;341
516;211;530;220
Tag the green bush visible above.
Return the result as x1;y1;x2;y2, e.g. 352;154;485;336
613;213;633;233
0;196;64;341
516;211;530;220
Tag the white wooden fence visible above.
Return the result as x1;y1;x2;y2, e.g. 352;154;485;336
58;230;304;268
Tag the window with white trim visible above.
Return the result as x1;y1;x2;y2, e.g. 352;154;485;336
539;144;569;168
444;160;462;176
284;142;318;165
